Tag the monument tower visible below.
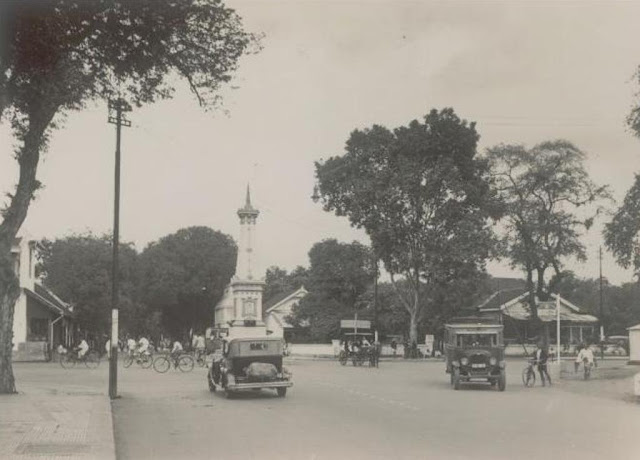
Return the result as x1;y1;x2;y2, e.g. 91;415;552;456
214;185;266;338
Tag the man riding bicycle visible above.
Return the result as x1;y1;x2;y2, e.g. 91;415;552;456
75;337;89;359
170;340;183;363
576;344;596;375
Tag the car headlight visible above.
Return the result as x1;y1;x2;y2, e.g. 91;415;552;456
489;357;497;366
460;357;469;366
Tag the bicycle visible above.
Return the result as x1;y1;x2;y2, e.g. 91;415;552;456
522;359;536;387
60;350;100;369
153;353;195;373
583;358;595;380
123;352;153;369
194;350;207;367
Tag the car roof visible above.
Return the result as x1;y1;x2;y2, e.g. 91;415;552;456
228;336;284;344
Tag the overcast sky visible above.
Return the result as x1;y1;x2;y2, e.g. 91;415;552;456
2;0;640;285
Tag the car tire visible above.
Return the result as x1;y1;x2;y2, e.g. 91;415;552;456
453;368;461;390
277;387;287;397
498;370;506;391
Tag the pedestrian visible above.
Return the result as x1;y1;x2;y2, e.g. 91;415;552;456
391;339;397;357
533;342;551;386
574;343;584;373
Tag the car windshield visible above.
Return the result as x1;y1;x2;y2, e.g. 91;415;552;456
456;334;497;347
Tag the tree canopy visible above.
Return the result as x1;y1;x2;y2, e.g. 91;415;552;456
486;140;609;321
604;174;640;277
39;234;139;337
314;108;498;342
0;0;258;393
289;239;373;341
138;226;236;337
263;265;309;304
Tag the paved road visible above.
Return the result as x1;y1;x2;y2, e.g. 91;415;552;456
109;359;640;460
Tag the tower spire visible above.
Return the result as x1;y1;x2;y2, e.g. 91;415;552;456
245;184;252;207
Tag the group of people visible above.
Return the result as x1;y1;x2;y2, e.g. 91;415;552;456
531;342;597;387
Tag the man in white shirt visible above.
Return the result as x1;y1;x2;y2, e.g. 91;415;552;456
171;340;183;362
577;345;595;368
126;337;137;356
138;337;150;355
77;338;89;358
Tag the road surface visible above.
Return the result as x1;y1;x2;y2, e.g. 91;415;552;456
107;359;640;460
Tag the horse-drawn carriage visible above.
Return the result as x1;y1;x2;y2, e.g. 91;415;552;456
338;332;380;367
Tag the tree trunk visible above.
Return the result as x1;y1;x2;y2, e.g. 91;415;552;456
0;254;20;394
409;309;418;345
536;267;546;300
0;105;56;394
526;267;538;320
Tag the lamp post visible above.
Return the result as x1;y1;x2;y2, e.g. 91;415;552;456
107;98;131;399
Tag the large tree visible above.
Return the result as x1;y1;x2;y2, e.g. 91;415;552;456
263;265;309;304
38;234;139;338
0;0;257;392
605;174;640;276
487;140;609;324
289;239;373;341
138;226;236;337
314;108;498;343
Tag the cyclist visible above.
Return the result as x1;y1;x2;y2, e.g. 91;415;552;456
138;336;150;358
126;336;137;357
576;344;596;375
532;342;551;386
194;333;206;361
76;337;89;360
170;339;184;364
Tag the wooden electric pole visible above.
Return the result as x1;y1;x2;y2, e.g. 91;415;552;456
107;98;131;399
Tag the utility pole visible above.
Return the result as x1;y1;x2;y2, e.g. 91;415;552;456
372;256;378;343
599;246;604;360
107;98;131;400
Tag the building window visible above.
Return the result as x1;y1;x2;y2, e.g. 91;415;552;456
28;318;49;341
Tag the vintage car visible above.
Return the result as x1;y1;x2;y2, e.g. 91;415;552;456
444;318;506;391
207;337;293;398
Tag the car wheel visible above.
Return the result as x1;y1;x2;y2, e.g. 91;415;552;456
498;370;506;391
277;387;287;397
453;368;461;390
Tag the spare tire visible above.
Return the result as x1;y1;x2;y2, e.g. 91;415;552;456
245;362;278;381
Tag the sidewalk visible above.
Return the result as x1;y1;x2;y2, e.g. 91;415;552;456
0;372;115;460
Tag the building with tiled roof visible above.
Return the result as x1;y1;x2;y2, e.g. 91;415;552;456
477;286;599;346
264;286;308;340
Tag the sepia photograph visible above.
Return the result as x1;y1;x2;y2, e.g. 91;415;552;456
1;0;640;459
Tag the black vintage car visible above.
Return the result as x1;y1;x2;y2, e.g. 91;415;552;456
444;319;506;391
207;337;293;398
